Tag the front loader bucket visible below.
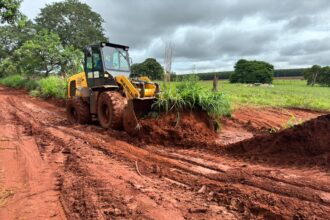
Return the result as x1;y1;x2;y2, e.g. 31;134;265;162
123;98;156;136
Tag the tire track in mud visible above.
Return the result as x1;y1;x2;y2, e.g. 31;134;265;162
60;127;330;205
0;95;66;219
4;90;330;219
156;148;330;193
8;96;239;219
34;123;330;219
4;96;258;218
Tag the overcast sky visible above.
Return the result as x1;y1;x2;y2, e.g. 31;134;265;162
21;0;330;73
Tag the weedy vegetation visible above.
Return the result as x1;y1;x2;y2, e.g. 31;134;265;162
0;75;67;99
282;114;303;129
0;75;27;88
154;76;232;120
38;76;67;99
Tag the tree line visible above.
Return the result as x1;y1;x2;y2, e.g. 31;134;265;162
173;60;329;87
174;68;306;82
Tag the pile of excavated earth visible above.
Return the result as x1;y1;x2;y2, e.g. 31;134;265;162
131;109;330;170
224;113;330;169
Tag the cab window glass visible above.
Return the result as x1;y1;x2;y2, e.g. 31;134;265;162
93;53;101;71
102;46;129;72
113;51;119;69
86;56;92;72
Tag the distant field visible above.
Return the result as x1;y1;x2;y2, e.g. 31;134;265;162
166;79;330;111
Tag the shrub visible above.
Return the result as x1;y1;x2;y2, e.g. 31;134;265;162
154;76;232;119
38;76;67;99
0;75;27;88
24;79;39;90
230;59;274;84
29;90;40;97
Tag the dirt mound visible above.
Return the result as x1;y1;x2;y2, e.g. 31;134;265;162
225;114;330;168
131;111;217;147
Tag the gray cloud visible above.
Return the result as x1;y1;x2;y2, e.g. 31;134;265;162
88;0;330;48
21;0;330;72
281;37;330;56
285;50;330;66
285;16;314;31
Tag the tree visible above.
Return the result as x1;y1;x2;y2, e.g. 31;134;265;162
304;65;321;86
0;0;21;24
0;57;19;77
0;20;36;60
35;0;107;49
230;59;274;84
11;30;82;77
59;45;84;76
131;58;164;80
318;67;330;87
304;65;330;87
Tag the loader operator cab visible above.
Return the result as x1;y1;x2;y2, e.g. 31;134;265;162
84;42;131;88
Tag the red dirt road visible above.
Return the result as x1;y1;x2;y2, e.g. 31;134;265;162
0;86;329;219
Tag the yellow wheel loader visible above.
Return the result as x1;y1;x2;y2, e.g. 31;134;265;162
66;42;160;134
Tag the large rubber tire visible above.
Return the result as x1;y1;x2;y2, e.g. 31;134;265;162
66;98;91;124
97;91;126;130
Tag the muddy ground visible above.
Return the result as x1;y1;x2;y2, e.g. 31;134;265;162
0;86;329;220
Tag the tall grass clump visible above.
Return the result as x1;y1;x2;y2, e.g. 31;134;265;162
0;75;27;88
154;76;232;119
38;76;67;99
24;79;39;91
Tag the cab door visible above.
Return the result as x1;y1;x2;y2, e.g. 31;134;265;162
84;46;116;88
84;47;103;88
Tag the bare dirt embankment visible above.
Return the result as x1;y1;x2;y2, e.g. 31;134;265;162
128;111;217;147
0;86;329;220
225;114;330;168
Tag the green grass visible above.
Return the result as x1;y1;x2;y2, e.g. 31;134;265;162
195;79;330;111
